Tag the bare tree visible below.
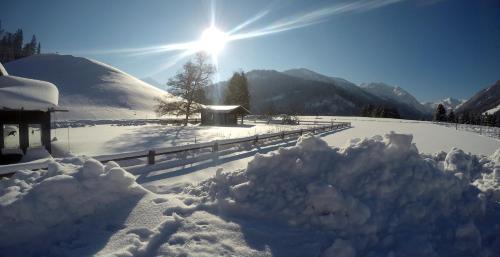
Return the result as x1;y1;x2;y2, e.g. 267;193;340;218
155;53;215;125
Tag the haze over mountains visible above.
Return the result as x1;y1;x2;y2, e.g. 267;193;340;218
3;54;497;120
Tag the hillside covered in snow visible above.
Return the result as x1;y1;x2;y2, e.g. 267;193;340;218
457;80;500;115
361;82;430;115
5;54;175;120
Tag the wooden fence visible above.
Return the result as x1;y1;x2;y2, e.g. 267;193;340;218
0;122;351;176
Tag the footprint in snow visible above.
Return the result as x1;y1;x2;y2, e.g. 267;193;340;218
127;228;154;241
152;197;168;204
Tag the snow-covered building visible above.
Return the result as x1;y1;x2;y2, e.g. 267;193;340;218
201;105;250;125
0;62;59;164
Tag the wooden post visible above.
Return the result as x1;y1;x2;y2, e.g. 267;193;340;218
254;135;259;144
42;111;52;153
0;123;3;150
300;129;303;136
281;131;285;139
148;150;155;165
19;123;29;154
212;142;219;152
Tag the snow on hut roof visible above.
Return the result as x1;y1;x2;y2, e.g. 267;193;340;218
0;62;59;111
202;105;250;114
0;62;7;76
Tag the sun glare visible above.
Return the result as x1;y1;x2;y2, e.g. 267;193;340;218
199;26;228;56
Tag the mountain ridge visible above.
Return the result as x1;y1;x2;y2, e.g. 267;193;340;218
456;80;500;115
208;68;430;119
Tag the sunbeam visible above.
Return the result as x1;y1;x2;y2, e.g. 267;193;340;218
228;0;406;42
70;0;406;76
227;9;270;35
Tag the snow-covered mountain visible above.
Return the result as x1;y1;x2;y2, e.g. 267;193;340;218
456;80;500;115
283;68;358;91
361;82;430;115
207;69;429;119
208;69;374;115
5;54;174;120
423;97;465;112
282;68;380;103
141;77;164;88
281;69;430;118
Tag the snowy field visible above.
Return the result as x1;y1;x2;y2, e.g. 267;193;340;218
318;116;500;156
51;116;500;157
2;116;500;256
51;122;321;156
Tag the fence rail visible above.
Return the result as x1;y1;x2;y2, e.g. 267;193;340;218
1;122;351;176
435;121;500;139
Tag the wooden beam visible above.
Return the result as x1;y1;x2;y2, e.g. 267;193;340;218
19;123;28;154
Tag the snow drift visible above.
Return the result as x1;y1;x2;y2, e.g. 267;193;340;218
1;133;500;256
4;54;174;120
188;133;500;257
0;157;147;255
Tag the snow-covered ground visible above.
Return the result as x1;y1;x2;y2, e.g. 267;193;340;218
51;117;500;158
2;116;500;256
318;116;500;156
2;132;500;257
51;122;321;156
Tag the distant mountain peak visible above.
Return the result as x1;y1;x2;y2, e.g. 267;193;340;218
361;82;429;115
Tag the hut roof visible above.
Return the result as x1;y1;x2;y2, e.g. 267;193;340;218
0;62;59;111
202;105;250;114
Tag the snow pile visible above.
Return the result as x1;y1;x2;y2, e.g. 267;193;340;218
473;149;500;202
189;133;495;256
0;157;147;251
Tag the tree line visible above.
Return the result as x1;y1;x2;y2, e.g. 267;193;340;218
0;21;41;63
433;103;500;127
360;104;401;119
155;53;250;125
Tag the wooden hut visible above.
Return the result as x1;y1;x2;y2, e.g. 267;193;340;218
0;62;60;164
200;105;250;125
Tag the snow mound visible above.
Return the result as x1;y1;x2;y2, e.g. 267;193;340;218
0;157;147;250
5;54;175;120
189;133;494;256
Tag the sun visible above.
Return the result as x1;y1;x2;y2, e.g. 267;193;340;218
199;26;228;56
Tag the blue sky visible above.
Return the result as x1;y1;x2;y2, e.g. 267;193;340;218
1;0;499;102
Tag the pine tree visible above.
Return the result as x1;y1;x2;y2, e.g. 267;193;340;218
23;35;37;56
0;22;41;62
459;112;471;124
433;104;447;122
448;110;456;123
13;29;23;59
224;71;250;110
